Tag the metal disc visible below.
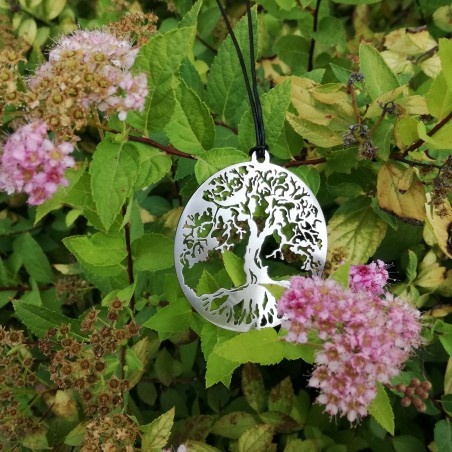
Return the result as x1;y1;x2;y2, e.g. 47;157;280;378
174;151;327;332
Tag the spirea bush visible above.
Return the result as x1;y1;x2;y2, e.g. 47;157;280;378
0;0;451;451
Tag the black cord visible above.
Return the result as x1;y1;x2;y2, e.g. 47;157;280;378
216;0;267;155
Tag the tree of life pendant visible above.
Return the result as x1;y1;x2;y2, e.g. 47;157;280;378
174;151;327;332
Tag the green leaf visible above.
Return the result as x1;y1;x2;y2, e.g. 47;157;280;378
195;148;249;184
128;334;160;388
132;142;172;190
154;348;182;386
359;43;400;101
439;38;452;92
330;262;351;288
131;233;174;272
214;328;315;366
368;383;394;436
64;421;89;446
274;36;308;73
392;435;426;452
206;351;238;388
434;419;452;452
184;442;222;452
426;72;452;120
22;431;50;450
287;114;343;147
13;233;53;283
207;8;258;125
268;377;294;415
325;147;360;175
332;0;381;3
179;0;203;28
327;197;387;265
238;79;293;152
90;139;139;231
165;80;215;154
289;167;321;195
211;412;259;439
144;299;193;332
313;17;346;50
141;407;175;450
222;250;247;287
242;363;267;413
238;424;274;452
63;232;126;267
13;300;84;340
135;26;196;132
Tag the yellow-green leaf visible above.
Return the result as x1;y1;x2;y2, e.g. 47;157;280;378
377;163;426;224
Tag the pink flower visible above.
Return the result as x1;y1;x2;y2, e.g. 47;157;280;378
349;260;388;295
278;275;421;422
0;121;75;205
28;30;148;122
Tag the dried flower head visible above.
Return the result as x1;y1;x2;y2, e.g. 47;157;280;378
28;29;148;137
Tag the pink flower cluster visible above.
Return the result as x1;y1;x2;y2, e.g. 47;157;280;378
277;266;421;422
29;30;148;121
349;259;388;295
0;122;74;205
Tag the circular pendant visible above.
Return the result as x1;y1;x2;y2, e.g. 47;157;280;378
174;151;327;332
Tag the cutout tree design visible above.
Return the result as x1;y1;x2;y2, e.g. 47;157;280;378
175;157;327;331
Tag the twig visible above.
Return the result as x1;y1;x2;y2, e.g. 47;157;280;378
347;84;362;124
283;157;326;168
98;125;195;160
369;110;386;135
196;34;217;54
307;0;322;72
122;206;135;313
403;111;452;156
120;345;126;410
214;121;238;134
391;155;442;169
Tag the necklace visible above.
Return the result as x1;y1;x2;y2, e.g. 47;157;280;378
174;1;327;331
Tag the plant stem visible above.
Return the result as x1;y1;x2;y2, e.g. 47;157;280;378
99;125;195;160
307;0;321;72
391;155;442;169
283;157;327;168
122;206;135;313
369;111;386;135
403;111;452;156
214;120;238;134
348;84;362;124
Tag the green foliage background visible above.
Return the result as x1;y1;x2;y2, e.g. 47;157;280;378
0;0;451;450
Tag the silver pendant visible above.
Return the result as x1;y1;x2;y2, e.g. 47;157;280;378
174;151;327;332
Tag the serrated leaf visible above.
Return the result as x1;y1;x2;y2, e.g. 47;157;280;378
327;197;387;265
132;142;172;190
90;139;139;231
131;233;174;272
141;407;175;450
195;148;249;184
13;233;53;283
377;163;426;224
268;377;294;415
205;351;238;388
135;26;196;132
128;334;160;389
165;80;215;154
330;262;351;288
238;79;293;152
242;364;267;413
425;195;452;259
184;441;222;452
434;419;452;452
238;424;274;452
368;383;394;436
359;43;400;101
207;9;258;125
144;299;193;332
13;301;84;340
287;113;343;148
64;421;89;446
22;431;50;450
63;232;126;267
211;412;259;439
223;250;246;287
214;328;315;366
